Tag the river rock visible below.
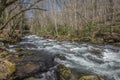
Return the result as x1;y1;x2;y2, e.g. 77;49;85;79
0;46;7;53
79;75;104;80
56;54;66;60
9;50;55;79
80;37;92;42
0;51;9;58
0;59;16;80
56;64;72;80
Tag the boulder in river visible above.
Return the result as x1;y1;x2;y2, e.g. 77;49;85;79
56;64;72;80
9;50;56;80
56;54;67;60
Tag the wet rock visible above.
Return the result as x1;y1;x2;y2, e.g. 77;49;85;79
0;59;16;80
9;50;55;79
79;75;104;80
57;64;72;80
56;54;66;60
16;62;43;78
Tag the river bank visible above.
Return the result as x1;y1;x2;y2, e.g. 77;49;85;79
36;34;120;47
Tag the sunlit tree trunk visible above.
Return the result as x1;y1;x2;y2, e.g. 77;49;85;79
53;0;58;36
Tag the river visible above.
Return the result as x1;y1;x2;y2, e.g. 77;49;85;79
8;35;120;80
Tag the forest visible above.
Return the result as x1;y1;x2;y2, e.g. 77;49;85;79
0;0;120;80
0;0;120;43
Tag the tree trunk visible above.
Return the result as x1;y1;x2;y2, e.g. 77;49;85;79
108;0;114;35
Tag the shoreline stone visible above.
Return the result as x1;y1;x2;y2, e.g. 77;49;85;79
0;59;16;80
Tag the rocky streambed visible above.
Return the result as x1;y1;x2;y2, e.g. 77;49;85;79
0;35;120;80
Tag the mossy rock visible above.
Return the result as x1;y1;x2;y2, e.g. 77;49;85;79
0;59;16;80
57;64;72;80
0;51;9;58
79;75;104;80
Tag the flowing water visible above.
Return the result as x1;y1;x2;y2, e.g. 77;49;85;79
8;35;120;80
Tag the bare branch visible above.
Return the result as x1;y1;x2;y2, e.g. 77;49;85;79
0;7;46;30
5;0;18;8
